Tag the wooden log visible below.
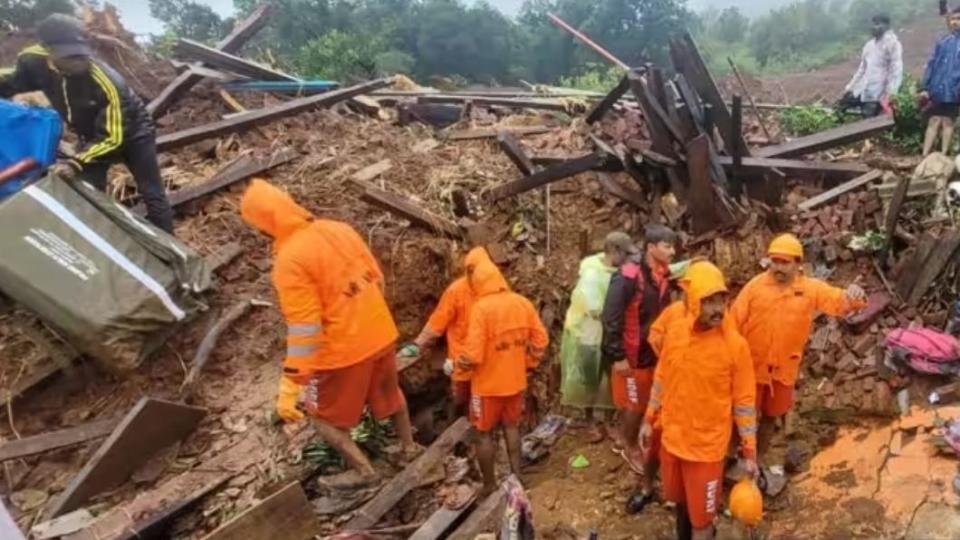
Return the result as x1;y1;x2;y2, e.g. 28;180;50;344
443;126;552;141
628;71;675;157
497;132;536;176
447;488;506;538
597;173;645;209
896;233;937;300
906;231;960;306
797;170;883;211
408;499;476;540
174;39;297;82
157;79;390;152
343;417;472;530
47;398;207;518
488;153;608;201
147;4;272;117
715;156;870;178
417;95;569;112
730;95;743;197
755;115;895;159
686;134;721;235
585;76;630;124
884;174;912;242
0;418;116;463
199;482;316;540
359;184;462;238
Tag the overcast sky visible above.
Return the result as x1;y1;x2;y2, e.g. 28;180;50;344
112;0;791;35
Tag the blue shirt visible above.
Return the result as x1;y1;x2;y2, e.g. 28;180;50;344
923;31;960;105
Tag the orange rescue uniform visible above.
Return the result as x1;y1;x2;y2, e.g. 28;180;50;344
462;259;549;432
424;248;493;403
241;179;404;428
645;262;757;528
731;272;866;417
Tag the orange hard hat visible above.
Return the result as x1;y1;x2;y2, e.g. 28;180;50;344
729;479;763;527
767;233;803;260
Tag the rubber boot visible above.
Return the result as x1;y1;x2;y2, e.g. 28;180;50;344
676;504;693;540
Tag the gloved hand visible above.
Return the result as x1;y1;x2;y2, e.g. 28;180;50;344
49;160;81;180
276;376;305;423
398;343;420;358
443;358;455;377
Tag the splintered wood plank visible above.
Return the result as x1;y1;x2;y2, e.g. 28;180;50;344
896;233;936;300
409;500;476;540
174;39;297;82
488;153;607;201
797;170;883;211
352;159;394;184
0;419;116;463
444;126;552;141
199;482;316;540
497;131;536;176
884;174;912;241
585;76;630;124
597;173;645;209
47;398;207;519
344;417;472;530
755;115;895;159
447;488;506;538
686;134;720;235
358;185;462;238
906;231;960;306
417;95;569;112
715;156;870;178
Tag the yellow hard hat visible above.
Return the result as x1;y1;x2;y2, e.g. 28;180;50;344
767;233;803;260
729;479;763;527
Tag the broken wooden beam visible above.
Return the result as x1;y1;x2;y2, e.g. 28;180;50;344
174;39;297;82
597;173;645;208
755;115;895;159
114;479;228;540
418;95;569;112
408;498;476;540
797;170;883;211
628;70;676;157
687;134;723;235
488;152;608;201
351;159;393;184
497;131;535;176
0;418;116;463
344;417;472;530
147;4;272;117
715;156;870;178
358;184;462;238
906;230;960;306
443;125;552;141
47;398;207;518
585;76;630;124
447;487;507;538
199;482;316;540
896;234;937;301
884;174;912;242
157;78;390;152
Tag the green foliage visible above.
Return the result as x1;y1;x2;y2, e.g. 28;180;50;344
297;29;386;80
0;0;77;31
375;50;415;76
558;63;623;92
886;75;925;153
148;0;233;44
713;7;749;44
301;415;392;472
778;104;838;136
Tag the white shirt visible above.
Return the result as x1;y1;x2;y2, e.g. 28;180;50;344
846;31;904;102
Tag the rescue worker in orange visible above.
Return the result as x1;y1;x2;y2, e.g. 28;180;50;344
458;257;549;495
600;224;676;507
641;261;758;540
241;179;419;489
732;234;867;463
401;247;493;415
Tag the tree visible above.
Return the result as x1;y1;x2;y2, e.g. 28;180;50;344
714;7;748;44
149;0;232;43
297;29;386;80
0;0;76;31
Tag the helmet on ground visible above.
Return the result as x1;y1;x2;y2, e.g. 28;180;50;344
729;479;763;527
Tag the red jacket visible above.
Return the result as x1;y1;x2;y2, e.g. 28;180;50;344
601;257;670;368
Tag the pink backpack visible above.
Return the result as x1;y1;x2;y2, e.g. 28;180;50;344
885;328;960;375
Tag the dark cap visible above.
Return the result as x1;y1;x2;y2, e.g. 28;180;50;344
644;224;678;245
604;231;638;255
36;14;92;59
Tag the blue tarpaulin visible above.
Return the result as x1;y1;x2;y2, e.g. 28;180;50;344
0;100;62;198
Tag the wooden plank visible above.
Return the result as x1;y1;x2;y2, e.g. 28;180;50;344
715;156;869;178
408;500;475;540
797;170;883;211
671;33;750;156
147;4;272;117
174;39;297;82
896;233;937;300
639;76;684;144
730;95;743;197
444;126;552;141
352;159;393;184
359;185;462;238
447;488;506;539
628;71;675;157
488;153;607;201
497;132;535;176
200;482;316;540
417;95;569;112
115;480;227;540
906;231;960;306
47;398;207;518
0;418;116;463
884;174;912;241
157;78;390;152
597;173;645;209
686;134;720;235
344;417;472;530
585;76;630;124
65;436;258;540
755;115;895;159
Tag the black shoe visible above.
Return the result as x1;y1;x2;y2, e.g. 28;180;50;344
625;490;655;514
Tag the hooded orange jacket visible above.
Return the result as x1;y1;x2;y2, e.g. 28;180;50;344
644;262;757;462
462;259;549;397
241;180;398;379
731;272;866;387
425;247;493;381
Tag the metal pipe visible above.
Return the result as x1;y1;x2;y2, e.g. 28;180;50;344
547;13;630;71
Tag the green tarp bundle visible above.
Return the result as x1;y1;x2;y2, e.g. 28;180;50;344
0;176;210;372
